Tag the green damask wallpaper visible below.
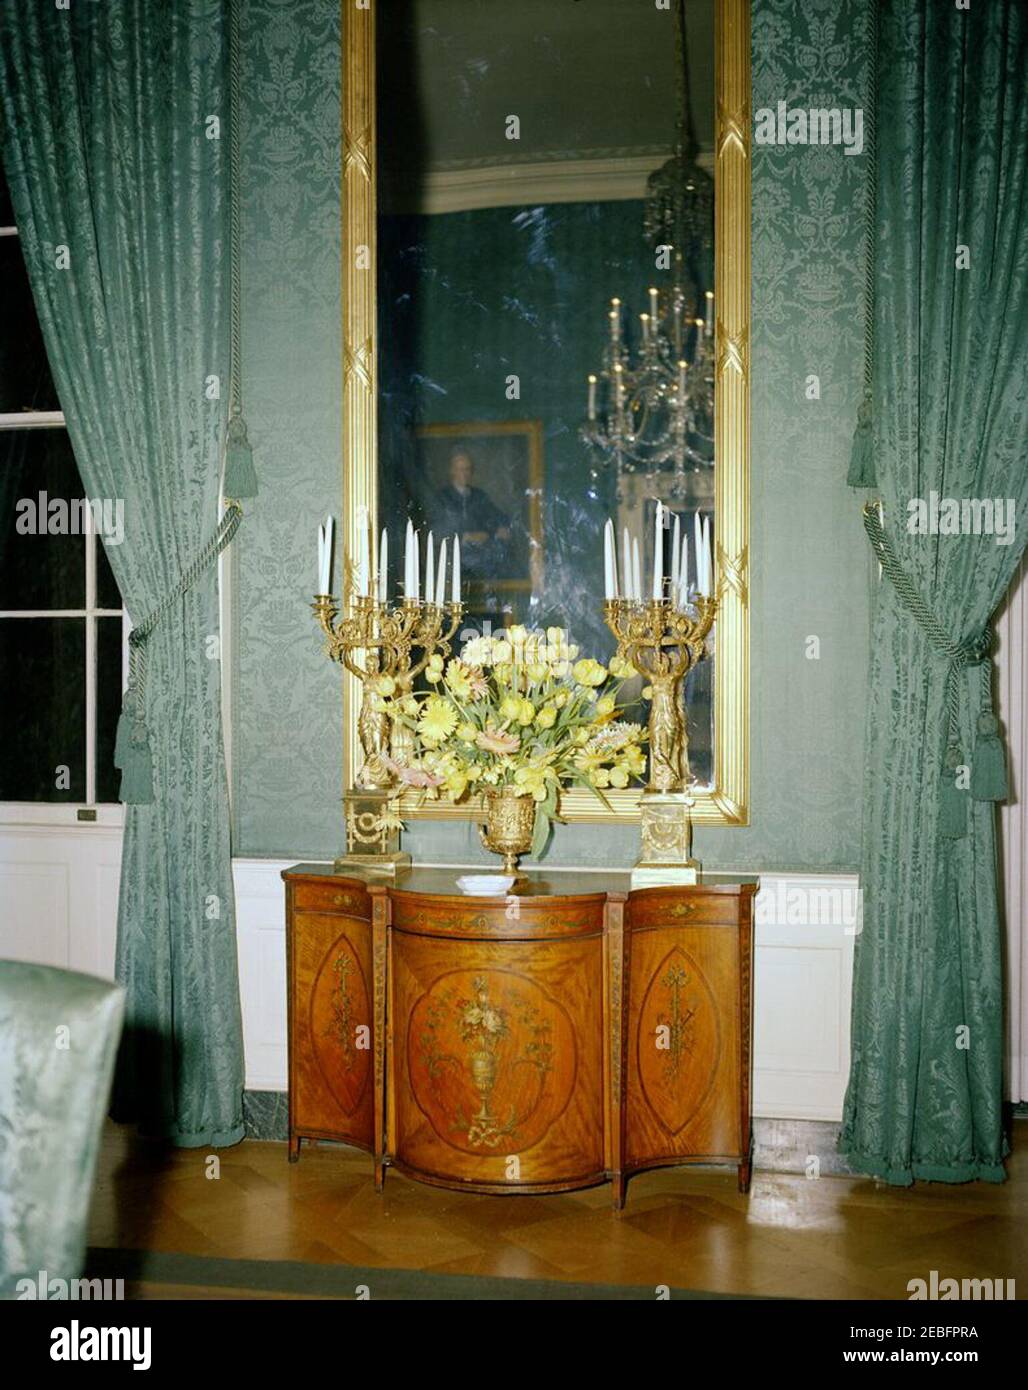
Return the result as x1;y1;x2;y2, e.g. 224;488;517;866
230;0;343;855
231;0;871;872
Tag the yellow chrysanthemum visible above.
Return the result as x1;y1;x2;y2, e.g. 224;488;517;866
445;659;473;702
516;697;535;726
535;705;557;729
418;695;458;746
456;722;478;743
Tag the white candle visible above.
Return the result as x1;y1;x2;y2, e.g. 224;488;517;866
702;516;713;597
603;518;616;600
677;359;687;400
425;531;435;605
670;513;680;594
355;507;369;596
704;290;714;338
451;534;461;602
324;515;334;595
436;537;447;605
621;526;632;600
632;536;642;603
587;374;597;421
411;529;420;601
378;528;387;603
404;519;413;598
652;501;663;600
649;286;659;320
693;512;703;596
677;532;689;607
317;522;327;594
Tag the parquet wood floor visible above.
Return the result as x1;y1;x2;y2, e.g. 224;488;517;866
87;1122;1028;1300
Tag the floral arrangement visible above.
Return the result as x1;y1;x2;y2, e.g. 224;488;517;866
374;625;646;856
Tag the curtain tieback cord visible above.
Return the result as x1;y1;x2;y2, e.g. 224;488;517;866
862;501;1008;840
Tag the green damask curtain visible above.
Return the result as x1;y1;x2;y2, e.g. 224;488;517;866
0;0;245;1145
842;0;1027;1183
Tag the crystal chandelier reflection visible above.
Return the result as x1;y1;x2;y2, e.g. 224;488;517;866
581;0;714;499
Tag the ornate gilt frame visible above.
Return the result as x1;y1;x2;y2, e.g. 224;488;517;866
341;0;750;827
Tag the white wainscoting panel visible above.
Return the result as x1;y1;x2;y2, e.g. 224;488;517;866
0;823;122;979
751;873;858;1122
232;858;296;1092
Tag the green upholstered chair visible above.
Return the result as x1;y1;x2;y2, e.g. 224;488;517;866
0;961;124;1298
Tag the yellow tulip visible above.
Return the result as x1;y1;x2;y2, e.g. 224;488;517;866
573;658;606;687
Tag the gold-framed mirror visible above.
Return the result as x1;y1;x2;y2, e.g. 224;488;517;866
342;0;749;828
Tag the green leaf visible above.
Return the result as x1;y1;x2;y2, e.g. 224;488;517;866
531;805;551;858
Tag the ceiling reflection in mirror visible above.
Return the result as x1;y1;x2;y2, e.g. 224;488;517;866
376;0;716;789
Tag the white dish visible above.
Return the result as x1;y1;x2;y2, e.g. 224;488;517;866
456;874;516;896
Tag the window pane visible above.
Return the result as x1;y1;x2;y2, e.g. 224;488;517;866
96;616;124;804
97;534;123;610
0;429;85;609
0;617;85;800
0;233;60;413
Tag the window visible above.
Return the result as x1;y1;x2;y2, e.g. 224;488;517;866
0;162;126;806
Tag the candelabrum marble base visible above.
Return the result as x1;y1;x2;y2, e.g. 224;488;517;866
335;790;411;875
632;790;701;888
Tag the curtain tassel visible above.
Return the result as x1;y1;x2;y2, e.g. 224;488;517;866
939;744;967;840
223;410;258;499
114;691;154;805
971;712;1008;802
846;395;877;488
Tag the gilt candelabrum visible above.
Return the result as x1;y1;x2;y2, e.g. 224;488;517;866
312;590;463;870
603;593;717;885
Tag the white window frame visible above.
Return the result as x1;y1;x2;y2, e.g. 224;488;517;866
0;218;128;820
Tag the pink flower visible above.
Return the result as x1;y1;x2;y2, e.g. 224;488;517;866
475;726;521;755
382;754;443;788
401;767;443;788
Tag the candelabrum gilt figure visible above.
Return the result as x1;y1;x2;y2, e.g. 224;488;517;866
604;593;717;884
313;584;463;870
